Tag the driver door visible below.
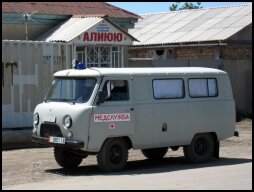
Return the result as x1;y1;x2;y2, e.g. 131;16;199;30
88;77;135;151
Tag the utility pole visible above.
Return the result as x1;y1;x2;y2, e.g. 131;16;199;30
15;10;37;40
24;14;28;40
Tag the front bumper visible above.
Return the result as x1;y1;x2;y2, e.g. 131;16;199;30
32;135;84;149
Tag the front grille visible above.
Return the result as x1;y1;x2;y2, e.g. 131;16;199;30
40;123;63;138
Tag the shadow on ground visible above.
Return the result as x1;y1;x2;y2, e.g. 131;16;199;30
45;156;252;177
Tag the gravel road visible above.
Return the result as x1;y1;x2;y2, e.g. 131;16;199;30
2;119;252;190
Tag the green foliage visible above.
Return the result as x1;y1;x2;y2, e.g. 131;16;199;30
169;2;203;11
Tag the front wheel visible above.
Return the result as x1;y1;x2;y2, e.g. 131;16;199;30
183;133;214;163
54;147;83;169
97;138;129;172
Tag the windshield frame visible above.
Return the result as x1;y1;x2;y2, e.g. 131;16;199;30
44;77;97;104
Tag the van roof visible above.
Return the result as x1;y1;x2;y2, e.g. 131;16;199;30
54;67;227;77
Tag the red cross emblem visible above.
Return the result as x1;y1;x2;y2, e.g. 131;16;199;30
109;123;115;129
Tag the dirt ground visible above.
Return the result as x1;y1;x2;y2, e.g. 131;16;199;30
2;119;252;189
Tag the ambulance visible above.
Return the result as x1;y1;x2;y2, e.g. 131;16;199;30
32;62;238;172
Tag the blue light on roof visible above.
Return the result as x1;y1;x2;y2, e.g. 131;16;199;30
77;62;86;70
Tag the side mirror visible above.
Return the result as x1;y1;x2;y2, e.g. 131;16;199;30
96;90;106;105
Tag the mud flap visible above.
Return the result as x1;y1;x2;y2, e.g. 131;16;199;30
234;131;239;137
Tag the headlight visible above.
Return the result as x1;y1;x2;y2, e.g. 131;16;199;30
33;113;39;125
63;115;72;129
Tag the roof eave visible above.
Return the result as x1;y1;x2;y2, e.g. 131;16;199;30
129;40;228;49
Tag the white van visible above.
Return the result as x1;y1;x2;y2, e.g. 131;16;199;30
32;66;238;172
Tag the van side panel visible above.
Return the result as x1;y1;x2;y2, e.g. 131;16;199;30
183;74;235;143
216;75;236;140
87;71;235;151
151;74;235;147
131;76;155;149
186;99;234;142
153;99;188;147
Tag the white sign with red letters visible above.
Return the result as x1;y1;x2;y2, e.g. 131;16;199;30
73;20;133;45
94;113;130;123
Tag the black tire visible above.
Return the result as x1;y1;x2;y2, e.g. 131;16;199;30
97;138;128;172
183;133;214;163
54;147;83;169
141;147;168;160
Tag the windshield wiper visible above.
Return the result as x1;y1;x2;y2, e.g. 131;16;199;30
43;99;49;103
67;100;75;105
60;98;75;105
43;98;76;104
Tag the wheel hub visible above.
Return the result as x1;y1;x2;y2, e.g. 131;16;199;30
195;138;207;155
110;145;122;163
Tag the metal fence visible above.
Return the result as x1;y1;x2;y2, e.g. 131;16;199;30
2;40;73;129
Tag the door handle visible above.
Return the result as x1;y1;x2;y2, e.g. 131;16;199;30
162;123;167;132
130;108;134;111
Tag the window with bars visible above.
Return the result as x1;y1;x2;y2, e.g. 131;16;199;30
75;46;122;68
100;47;110;67
87;47;99;67
112;46;122;68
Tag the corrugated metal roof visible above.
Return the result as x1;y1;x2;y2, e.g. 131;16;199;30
129;4;252;46
2;2;140;19
44;17;102;42
41;17;138;42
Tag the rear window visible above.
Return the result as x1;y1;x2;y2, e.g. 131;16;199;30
188;78;218;98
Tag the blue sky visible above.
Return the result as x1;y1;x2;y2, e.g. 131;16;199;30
108;2;252;15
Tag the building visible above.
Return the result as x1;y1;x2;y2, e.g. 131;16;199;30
2;2;140;147
38;15;138;68
2;2;140;40
128;4;252;116
2;2;140;68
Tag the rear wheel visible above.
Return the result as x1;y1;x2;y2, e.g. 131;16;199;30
97;138;128;172
184;133;214;163
54;147;83;169
141;147;168;160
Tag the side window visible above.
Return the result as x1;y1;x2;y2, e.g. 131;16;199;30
188;78;218;98
153;79;184;99
102;80;129;101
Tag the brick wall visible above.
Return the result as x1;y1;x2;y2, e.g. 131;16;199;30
176;47;215;59
129;45;252;60
129;50;148;58
129;47;216;59
222;46;252;60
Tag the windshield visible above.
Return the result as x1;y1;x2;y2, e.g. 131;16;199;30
44;78;97;103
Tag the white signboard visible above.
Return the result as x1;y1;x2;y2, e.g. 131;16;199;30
73;20;133;45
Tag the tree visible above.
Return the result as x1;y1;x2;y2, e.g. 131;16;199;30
169;2;202;11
